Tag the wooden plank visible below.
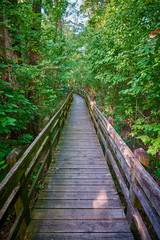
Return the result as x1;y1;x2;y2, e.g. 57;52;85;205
55;155;105;159
49;165;108;169
24;94;134;240
44;178;114;185
39;191;118;200
50;166;108;172
65;128;95;131
55;152;104;157
57;147;103;151
46;173;112;179
43;185;116;192
59;135;98;139
59;143;100;146
59;139;98;143
61;135;98;138
31;208;125;220
26;219;131;233
25;232;134;240
47;168;108;174
53;161;107;165
36;199;121;209
59;139;99;143
53;156;105;161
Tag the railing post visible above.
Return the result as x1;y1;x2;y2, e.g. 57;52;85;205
108;116;114;126
134;148;149;168
47;130;52;169
14;178;30;240
130;148;150;211
56;113;61;142
6;148;21;170
126;173;136;223
42;116;50;129
126;159;140;236
6;149;30;239
105;117;114;166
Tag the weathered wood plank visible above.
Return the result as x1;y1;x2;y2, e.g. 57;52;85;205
26;219;131;233
44;178;114;185
53;156;105;161
58;144;101;147
39;191;118;200
46;173;112;179
61;136;98;140
59;144;101;148
49;165;108;169
43;185;116;192
53;161;107;166
31;208;125;220
36;199;121;209
55;153;104;158
25;232;134;240
47;168;108;174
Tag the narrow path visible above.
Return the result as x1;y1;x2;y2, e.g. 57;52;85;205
25;95;134;240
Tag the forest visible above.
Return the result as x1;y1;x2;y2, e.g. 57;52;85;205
0;0;160;183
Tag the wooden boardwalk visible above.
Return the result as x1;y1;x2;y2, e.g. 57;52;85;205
25;95;134;240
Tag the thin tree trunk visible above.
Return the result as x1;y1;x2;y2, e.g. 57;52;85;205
29;0;42;136
0;0;19;83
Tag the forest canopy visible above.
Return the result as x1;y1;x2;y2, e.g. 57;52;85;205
0;0;160;179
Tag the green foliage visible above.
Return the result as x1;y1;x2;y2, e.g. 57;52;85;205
0;0;72;180
148;156;160;180
18;133;34;144
0;160;8;170
132;121;160;155
74;0;160;161
1;0;159;183
154;170;160;179
0;83;36;135
114;117;126;136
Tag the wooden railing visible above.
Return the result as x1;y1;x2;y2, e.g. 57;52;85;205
0;91;73;240
77;90;160;240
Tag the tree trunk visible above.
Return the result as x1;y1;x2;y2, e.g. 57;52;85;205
29;0;42;136
0;0;19;83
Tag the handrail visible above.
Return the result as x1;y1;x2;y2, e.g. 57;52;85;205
0;91;73;240
77;89;160;240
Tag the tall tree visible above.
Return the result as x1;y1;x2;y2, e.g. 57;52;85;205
28;0;42;135
76;0;160;156
0;0;20;83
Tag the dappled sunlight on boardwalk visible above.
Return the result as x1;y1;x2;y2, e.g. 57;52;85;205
25;94;134;240
93;190;108;209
